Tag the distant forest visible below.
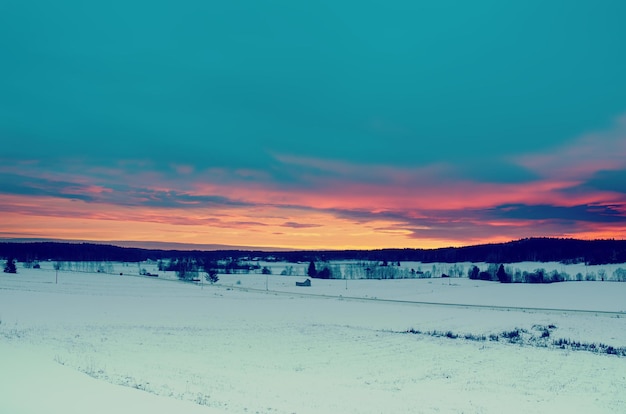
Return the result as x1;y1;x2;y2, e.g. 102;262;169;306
1;238;626;265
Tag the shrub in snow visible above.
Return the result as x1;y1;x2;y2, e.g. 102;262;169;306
501;329;525;343
308;262;342;279
468;265;480;280
497;264;511;283
522;269;545;283
547;270;566;283
205;269;219;284
613;268;626;282
316;267;331;279
3;257;17;274
464;333;487;341
486;263;499;281
169;258;199;281
478;271;492;281
553;338;626;356
532;324;555;339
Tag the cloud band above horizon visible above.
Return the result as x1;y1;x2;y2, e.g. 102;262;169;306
1;1;626;249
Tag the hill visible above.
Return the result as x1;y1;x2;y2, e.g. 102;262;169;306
1;238;626;265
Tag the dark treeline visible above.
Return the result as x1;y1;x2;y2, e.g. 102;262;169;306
1;238;626;265
281;238;626;265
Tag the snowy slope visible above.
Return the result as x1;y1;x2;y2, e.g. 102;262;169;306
1;264;625;413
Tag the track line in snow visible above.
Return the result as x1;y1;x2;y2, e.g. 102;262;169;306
216;283;626;316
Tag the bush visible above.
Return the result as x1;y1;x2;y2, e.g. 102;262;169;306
501;328;526;343
478;271;492;281
174;259;199;281
205;269;219;284
3;257;17;274
613;268;626;282
468;265;480;280
553;338;626;356
548;270;565;283
523;269;545;283
497;264;511;283
464;333;487;341
316;267;331;279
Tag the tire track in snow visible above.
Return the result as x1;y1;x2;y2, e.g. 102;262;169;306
108;272;626;316
217;284;626;316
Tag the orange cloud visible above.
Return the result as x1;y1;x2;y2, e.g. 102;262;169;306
2;115;626;249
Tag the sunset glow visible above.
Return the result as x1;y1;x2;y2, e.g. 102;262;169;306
2;2;626;249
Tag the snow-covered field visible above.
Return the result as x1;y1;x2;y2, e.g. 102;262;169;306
1;262;625;413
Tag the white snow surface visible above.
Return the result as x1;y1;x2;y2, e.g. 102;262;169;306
1;263;625;413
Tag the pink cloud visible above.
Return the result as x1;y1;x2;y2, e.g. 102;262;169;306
170;164;194;175
516;114;626;181
3;115;626;248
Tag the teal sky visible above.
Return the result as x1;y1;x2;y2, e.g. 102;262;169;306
1;1;626;248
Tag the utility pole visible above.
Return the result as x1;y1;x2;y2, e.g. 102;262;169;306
54;262;60;284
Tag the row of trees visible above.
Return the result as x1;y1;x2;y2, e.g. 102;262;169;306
468;264;626;283
159;258;219;283
5;255;625;284
305;261;467;280
45;261;115;273
4;238;626;266
302;261;626;283
158;258;262;275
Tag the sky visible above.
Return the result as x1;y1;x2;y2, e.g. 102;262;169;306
1;1;626;250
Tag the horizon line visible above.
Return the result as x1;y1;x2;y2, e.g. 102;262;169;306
2;236;624;253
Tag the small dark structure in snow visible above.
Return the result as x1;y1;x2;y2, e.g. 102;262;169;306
441;273;449;278
296;278;311;287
